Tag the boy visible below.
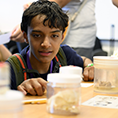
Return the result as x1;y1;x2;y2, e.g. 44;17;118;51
7;0;94;96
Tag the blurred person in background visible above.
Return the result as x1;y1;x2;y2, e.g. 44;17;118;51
10;2;32;43
0;45;12;61
112;0;118;7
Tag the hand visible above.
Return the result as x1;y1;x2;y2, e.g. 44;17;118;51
10;24;25;43
17;78;48;96
83;66;94;81
23;2;32;11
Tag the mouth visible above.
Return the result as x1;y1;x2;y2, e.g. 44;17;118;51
39;51;52;56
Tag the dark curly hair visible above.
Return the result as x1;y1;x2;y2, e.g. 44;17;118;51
21;0;69;34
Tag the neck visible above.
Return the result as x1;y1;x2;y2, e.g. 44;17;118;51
28;52;51;74
31;60;51;74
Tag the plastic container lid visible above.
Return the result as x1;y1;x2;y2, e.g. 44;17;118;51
59;66;82;76
93;56;118;65
47;73;82;83
0;90;24;112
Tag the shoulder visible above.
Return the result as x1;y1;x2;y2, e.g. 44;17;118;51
60;45;83;68
60;44;79;57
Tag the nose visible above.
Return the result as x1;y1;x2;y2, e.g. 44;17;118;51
41;36;51;48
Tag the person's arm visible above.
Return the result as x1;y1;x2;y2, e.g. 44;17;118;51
10;24;25;43
81;56;92;68
112;0;118;7
0;45;12;61
49;0;71;8
81;56;94;81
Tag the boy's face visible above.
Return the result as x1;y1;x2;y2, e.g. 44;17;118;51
24;15;64;64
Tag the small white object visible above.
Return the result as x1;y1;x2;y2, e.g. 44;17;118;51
81;83;93;87
59;66;82;76
0;32;11;45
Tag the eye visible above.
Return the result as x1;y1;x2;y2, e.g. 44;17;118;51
52;34;59;38
32;34;41;38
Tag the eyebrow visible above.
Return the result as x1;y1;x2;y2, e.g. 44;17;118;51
51;30;61;33
32;30;61;33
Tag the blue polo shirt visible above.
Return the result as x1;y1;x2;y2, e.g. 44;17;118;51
10;44;83;90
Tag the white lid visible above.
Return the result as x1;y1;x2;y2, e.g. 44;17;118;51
93;56;118;65
0;90;24;108
47;73;82;83
59;66;82;76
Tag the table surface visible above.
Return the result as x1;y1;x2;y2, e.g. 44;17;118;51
23;82;118;118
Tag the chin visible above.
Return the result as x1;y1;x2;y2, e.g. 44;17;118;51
39;58;51;63
37;56;53;63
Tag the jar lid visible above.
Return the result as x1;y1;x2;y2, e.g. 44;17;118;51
47;73;82;83
59;66;82;76
93;56;118;65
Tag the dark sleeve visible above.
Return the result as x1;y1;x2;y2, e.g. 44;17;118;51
10;64;17;90
61;44;84;69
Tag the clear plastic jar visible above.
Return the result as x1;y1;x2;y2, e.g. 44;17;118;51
47;73;81;115
93;56;118;94
0;62;10;94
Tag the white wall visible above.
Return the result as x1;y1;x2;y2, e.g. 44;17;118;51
0;0;35;33
0;0;118;40
95;0;118;40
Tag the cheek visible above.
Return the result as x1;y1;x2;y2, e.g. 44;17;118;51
53;38;62;47
29;39;39;52
53;42;61;53
30;37;41;46
54;38;62;45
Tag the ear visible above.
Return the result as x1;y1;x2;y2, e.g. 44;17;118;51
23;31;29;43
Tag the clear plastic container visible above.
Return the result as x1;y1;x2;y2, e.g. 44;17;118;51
0;62;10;94
93;56;118;94
0;90;24;118
47;73;81;115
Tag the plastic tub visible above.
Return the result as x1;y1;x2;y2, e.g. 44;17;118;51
93;56;118;94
